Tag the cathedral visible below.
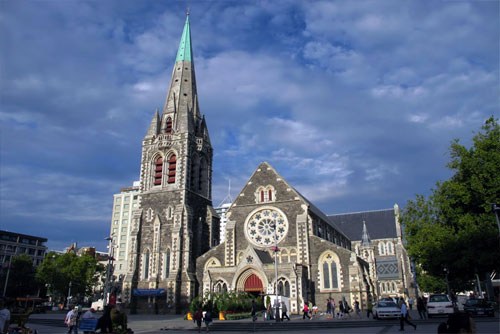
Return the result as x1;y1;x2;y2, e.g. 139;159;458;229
122;15;416;313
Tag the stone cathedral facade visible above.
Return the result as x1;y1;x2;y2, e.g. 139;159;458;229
122;16;220;311
121;15;415;313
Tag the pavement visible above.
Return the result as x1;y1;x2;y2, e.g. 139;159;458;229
25;309;500;334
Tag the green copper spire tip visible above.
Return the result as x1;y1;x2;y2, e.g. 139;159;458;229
175;15;192;62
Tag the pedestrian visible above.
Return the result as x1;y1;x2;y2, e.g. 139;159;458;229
281;301;290;321
308;300;313;319
338;299;344;319
399;300;416;331
251;299;258;322
354;300;361;318
266;303;272;320
65;306;79;334
417;297;426;319
203;310;213;333
0;298;10;334
341;300;351;319
326;299;332;319
302;303;311;320
408;297;413;311
330;298;336;319
366;299;374;318
193;309;202;333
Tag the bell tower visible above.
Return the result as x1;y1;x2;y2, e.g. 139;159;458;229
124;14;219;312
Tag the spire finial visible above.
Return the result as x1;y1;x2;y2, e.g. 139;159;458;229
186;7;190;16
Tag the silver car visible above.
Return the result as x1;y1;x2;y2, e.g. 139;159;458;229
373;300;400;319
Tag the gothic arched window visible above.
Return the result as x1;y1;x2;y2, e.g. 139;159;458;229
256;186;275;203
378;242;386;255
144;250;150;279
289;248;297;263
165;249;170;278
166;117;173;134
319;251;341;291
214;280;228;293
190;156;199;189
154;157;163;186
167;155;176;184
199;158;206;193
277;278;290;297
387;242;394;255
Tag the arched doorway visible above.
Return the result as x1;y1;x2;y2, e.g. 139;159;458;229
244;274;263;293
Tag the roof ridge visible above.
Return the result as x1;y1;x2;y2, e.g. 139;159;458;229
328;208;394;216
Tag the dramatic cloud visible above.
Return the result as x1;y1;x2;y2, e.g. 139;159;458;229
0;0;498;251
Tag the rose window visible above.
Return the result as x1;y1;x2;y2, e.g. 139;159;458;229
245;208;288;247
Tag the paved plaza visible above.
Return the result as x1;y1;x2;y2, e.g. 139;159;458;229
25;310;499;334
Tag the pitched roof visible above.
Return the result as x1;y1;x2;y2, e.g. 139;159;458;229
254;249;274;264
328;209;397;241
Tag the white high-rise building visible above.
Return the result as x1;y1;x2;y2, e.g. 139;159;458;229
109;181;140;280
215;202;231;243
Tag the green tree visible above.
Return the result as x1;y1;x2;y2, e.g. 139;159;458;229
36;251;105;302
401;117;500;293
0;254;40;298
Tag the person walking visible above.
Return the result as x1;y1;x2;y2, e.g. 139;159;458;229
330;298;336;319
366;299;374;318
203;310;213;333
408;297;414;311
281;301;290;321
0;298;10;334
193;309;203;333
399;300;416;331
326;299;332;319
338;299;344;319
417;297;426;319
65;306;79;334
343;300;352;319
354;300;361;318
302;303;311;320
251;299;258;322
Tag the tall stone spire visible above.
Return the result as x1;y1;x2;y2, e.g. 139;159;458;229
361;220;372;247
176;15;192;62
128;13;218;313
161;14;201;133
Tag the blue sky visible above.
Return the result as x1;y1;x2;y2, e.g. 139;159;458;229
1;0;498;252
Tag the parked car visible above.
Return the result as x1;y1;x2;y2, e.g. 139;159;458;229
463;299;495;317
373;300;400;319
427;294;455;317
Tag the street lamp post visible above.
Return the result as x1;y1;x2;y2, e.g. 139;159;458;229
2;255;12;297
271;222;280;323
443;268;451;297
66;281;72;309
491;203;500;236
103;235;115;308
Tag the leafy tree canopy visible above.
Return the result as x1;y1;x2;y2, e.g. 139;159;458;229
36;251;105;302
1;254;39;298
401;117;500;292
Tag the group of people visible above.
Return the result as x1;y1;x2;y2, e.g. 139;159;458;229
64;303;129;334
192;309;212;333
323;298;362;320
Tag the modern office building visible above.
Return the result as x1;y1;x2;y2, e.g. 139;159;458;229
109;181;140;280
0;230;47;266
